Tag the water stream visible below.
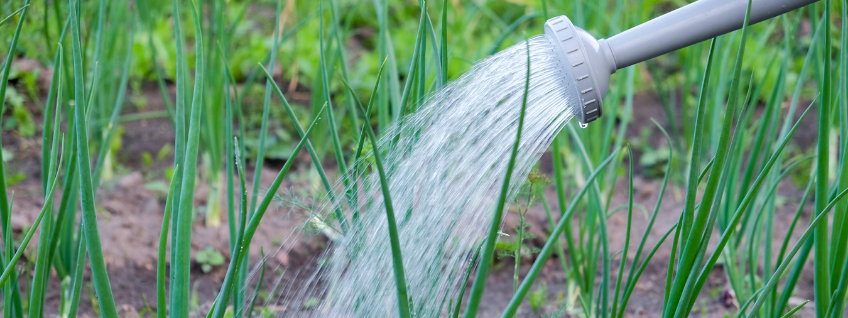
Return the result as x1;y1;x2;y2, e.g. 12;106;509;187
255;35;582;317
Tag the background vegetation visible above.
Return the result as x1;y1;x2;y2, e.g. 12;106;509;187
0;0;844;317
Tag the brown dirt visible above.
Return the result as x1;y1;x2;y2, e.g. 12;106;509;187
477;173;817;318
0;79;822;317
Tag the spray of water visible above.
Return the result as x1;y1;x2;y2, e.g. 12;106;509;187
253;35;582;317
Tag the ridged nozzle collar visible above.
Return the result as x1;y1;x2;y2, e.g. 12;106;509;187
544;16;614;127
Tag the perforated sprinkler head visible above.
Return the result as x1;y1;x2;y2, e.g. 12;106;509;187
544;16;615;128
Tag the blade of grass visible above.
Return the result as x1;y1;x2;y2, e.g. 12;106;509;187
220;44;237;252
615;120;673;318
248;0;282;218
41;24;72;277
756;55;790;317
415;2;428;112
730;56;782;242
209;108;324;318
66;226;86;318
69;0;120;314
167;0;189;300
488;12;541;56
375;0;402;130
439;0;448;85
246;249;267;318
258;65;350;233
84;0;107;137
339;57;388;223
464;39;532;318
3;191;11;318
690;101;815;315
235;9;318;107
318;0;355;224
49;131;78;279
775;239;814;316
780;300;809;318
235;3;285;311
92;20;133;187
675;36;717;266
0;0;31;260
210;136;249;318
395;6;428;121
0;142;63;287
352;64;412;317
667;0;754;310
776;173;815;268
664;214;682;310
138;0;176;126
661;35;717;316
0;3;26;27
500;148;622;318
451;241;484;318
171;2;205;317
41;18;70;196
552;135;584;305
225;0;256;39
646;61;680;150
541;198;574;303
831;4;848;316
733;288;764;318
813;0;832;314
675;90;779;315
566;123;613;318
749;186;848;315
28;66;65;318
327;0;360;136
610;145;634;316
156;165;180;318
599;66;634;195
769;18;828;316
617;224;677;318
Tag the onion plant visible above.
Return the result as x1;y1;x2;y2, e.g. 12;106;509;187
0;0;844;317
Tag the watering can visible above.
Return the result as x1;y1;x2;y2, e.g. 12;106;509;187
546;0;821;126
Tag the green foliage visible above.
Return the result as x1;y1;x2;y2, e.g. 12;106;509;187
0;0;842;317
4;91;34;137
195;247;225;273
528;282;547;313
5;171;24;186
464;39;533;318
303;297;320;308
142;152;153;167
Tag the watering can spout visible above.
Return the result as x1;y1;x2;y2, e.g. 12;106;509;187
547;0;820;126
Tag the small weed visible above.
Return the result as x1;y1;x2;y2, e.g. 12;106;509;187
6;171;25;186
195;247;225;273
303;297;320;308
528;282;547;313
142;152;153;167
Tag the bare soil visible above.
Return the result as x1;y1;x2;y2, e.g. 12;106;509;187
0;81;821;317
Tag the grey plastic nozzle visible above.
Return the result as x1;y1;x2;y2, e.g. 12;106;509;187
546;0;820;126
545;16;613;126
